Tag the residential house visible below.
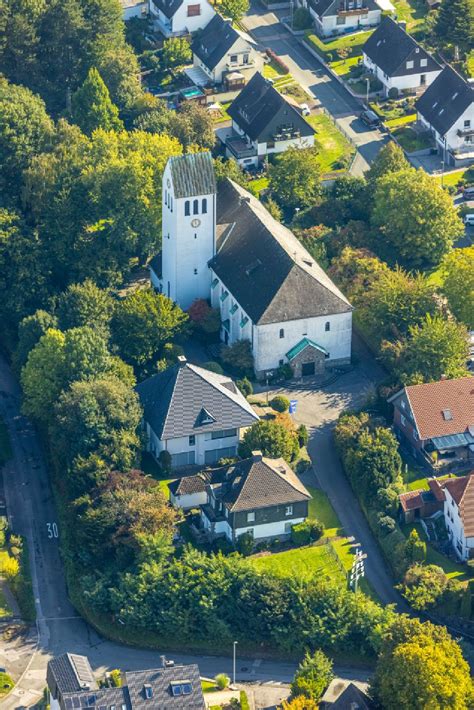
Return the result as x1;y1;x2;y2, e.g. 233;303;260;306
151;152;352;379
304;0;381;38
224;72;315;167
398;487;443;524
120;0;147;20
320;679;374;708
47;653;205;710
170;451;312;542
190;14;263;86
416;65;474;166
135;356;259;468
429;473;474;561
389;377;474;471
362;17;441;97
149;0;215;37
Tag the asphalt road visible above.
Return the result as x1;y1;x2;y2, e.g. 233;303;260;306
0;355;372;709
242;3;388;172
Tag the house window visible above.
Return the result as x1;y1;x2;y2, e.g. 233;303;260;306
279;328;284;338
336;15;346;24
230;54;238;63
401;414;407;427
202;198;207;214
187;2;201;15
406;60;414;69
189;435;195;446
420;58;428;67
285;505;293;516
185;200;190;216
247;511;255;523
401;400;406;409
465;120;471;128
243;53;249;64
193;199;199;215
194;268;198;275
211;428;237;440
325;321;330;331
164;189;167;204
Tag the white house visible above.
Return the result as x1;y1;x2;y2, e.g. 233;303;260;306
304;0;381;37
429;474;474;562
190;14;263;86
120;0;147;20
362;17;441;97
170;452;312;543
416;65;474;167
135;356;259;468
150;152;353;379
224;72;315;167
149;0;215;36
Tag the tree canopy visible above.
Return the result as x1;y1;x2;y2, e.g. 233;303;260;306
239;420;299;463
70;67;123;135
441;246;474;329
269;147;322;210
290;650;334;701
56;279;114;334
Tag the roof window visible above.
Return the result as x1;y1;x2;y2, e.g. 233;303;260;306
170;681;193;696
452;92;458;100
442;409;453;421
144;684;153;700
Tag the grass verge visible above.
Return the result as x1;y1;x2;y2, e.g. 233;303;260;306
9;540;35;623
0;672;14;696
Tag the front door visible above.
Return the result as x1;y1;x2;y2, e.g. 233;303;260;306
420;74;426;85
302;361;315;377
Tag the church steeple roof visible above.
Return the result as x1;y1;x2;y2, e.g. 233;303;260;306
169;152;216;198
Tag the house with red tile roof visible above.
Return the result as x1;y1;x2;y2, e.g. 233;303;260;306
428;474;474;560
388;377;474;471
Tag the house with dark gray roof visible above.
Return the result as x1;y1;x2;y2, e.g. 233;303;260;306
153;152;352;379
171;451;312;542
305;0;381;38
47;654;205;710
363;17;441;97
416;65;474;166
136;356;259;468
224;72;315;166
149;0;215;37
190;13;263;85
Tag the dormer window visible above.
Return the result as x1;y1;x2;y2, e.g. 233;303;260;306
442;409;453;421
144;684;153;700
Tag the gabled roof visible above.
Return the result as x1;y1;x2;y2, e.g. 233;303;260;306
191;14;255;70
309;0;379;18
124;665;205;709
286;337;328;361
398;489;425;512
169;467;227;496
363;17;440;77
416;65;474;136
169;152;216;198
389;377;474;441
151;0;184;19
211;179;352;325
136;359;259;440
48;654;97;694
213;453;312;512
227;72;315;142
431;473;474;538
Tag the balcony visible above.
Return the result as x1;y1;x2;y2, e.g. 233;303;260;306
273;129;301;141
457;127;474;137
226;135;257;160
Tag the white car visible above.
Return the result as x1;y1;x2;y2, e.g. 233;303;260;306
300;103;311;116
464;213;474;226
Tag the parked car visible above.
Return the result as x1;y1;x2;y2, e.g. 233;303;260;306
465;213;474;225
463;186;474;201
359;109;380;128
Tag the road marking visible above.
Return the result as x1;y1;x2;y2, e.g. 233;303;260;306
46;522;58;538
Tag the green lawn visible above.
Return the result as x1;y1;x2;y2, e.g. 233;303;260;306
247;176;269;197
140;452;175;499
329;55;361;77
433;167;472;188
468;51;474;78
0;672;13;696
385;114;417;129
307;486;342;537
211;101;231;124
251;541;346;582
392;126;434;153
391;0;429;33
402;522;473;581
201;680;218;693
307;113;355;174
0;418;11;467
263;62;284;80
305;30;373;63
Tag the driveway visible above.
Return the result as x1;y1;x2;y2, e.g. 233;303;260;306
242;3;388;172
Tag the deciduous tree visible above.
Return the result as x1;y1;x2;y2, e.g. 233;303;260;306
71;67;123;135
57;279;114;335
239;420;299;463
269;147;321;210
441;246;474;328
218;0;249;21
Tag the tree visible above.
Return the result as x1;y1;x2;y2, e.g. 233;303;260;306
279;698;318;709
187;299;221;339
0;0;45;88
221;340;254;376
0;77;54;193
346;426;401;498
215;673;230;690
112;288;188;368
290;650;333;702
161;37;192;69
400;564;447;610
239;420;299;463
15;310;58;371
328;247;389;302
371;617;473;709
404;529;426;564
133;100;173;134
441;246;474;328
93;42;144;113
171;102;215;151
57;279;114;335
269;147;321;210
435;0;474;53
213;156;246;186
371;168;463;268
294;225;329;269
71;67;123;135
50;376;142;469
218;0;249;21
385;313;470;383
367;142;408;184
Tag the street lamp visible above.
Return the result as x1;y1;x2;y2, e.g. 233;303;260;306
233;640;238;686
265;371;272;405
365;77;370;108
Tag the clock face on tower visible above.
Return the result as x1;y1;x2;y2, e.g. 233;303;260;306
191;218;201;228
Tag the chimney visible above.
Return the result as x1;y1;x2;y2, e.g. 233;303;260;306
177;355;187;366
440;373;447;380
252;450;263;461
398;20;407;31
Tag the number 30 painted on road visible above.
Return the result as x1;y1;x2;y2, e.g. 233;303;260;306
47;522;59;539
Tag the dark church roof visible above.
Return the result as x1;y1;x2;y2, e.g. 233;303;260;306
136;358;258;440
191;14;254;70
363;17;440;78
416;65;474;135
228;72;315;142
211;179;352;325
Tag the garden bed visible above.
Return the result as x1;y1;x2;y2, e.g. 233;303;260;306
392;126;435;153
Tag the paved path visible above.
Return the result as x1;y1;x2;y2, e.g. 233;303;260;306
242;3;388;172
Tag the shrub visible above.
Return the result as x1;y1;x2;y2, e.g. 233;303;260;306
109;669;122;687
388;87;399;99
237;531;254;556
221;340;254;377
158;450;172;475
376;513;396;537
297;424;309;448
271;395;290;413
405;528;426;563
266;48;290;74
215;673;230;690
277;363;293;381
0;551;19;579
290;650;334;701
399;564;448;611
291;519;323;545
292;6;311;29
203;361;224;374
236;376;253;397
240;690;250;710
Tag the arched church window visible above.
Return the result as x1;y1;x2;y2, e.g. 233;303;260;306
325;321;330;332
202;198;207;214
279;329;284;338
185;201;190;216
170;197;173;212
193;199;199;214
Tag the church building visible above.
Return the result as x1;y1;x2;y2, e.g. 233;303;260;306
150;152;353;379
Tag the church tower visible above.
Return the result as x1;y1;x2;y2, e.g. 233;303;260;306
161;152;217;311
